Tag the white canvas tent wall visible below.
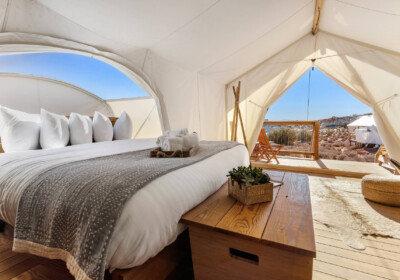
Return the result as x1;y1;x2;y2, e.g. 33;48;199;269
0;72;162;138
0;0;399;160
0;73;112;115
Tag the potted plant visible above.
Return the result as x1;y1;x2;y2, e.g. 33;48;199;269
226;165;273;205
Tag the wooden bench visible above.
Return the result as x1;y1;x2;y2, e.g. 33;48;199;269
181;171;316;280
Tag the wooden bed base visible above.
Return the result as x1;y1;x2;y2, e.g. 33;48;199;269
109;230;192;280
0;221;192;280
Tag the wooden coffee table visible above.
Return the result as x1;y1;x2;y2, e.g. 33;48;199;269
180;171;316;280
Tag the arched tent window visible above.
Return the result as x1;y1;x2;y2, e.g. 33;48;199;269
0;53;149;100
0;53;162;138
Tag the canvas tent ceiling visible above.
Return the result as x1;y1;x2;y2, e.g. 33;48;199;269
0;0;399;160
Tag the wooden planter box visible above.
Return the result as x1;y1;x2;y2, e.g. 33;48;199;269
228;178;273;205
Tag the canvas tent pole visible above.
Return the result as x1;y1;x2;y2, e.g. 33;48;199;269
235;83;248;149
234;82;241;141
230;81;248;148
231;85;238;141
312;0;323;35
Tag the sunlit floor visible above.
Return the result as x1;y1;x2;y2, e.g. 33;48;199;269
252;157;395;178
0;174;399;280
309;175;400;280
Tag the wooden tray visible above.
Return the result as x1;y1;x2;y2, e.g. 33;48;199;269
150;147;191;158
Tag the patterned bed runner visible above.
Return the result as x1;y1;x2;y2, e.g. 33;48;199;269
13;141;240;280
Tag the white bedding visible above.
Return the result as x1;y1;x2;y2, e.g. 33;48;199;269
0;139;249;270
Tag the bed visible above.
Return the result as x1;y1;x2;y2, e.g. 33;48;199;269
0;137;249;279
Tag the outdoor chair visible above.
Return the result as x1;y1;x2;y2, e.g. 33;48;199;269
375;145;399;175
251;128;284;164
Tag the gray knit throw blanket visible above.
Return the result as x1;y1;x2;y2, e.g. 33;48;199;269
14;141;240;280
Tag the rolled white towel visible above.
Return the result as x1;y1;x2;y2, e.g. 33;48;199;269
156;135;166;147
163;128;189;137
161;136;184;151
182;133;200;151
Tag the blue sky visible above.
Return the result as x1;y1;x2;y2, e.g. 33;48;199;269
0;53;148;99
0;53;371;120
266;67;372;121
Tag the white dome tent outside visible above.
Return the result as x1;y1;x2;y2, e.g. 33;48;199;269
0;0;399;160
347;115;376;132
347;115;382;145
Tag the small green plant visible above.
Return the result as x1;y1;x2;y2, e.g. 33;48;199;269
227;165;270;187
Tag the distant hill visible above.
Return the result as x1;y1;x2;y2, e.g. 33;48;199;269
264;113;373;132
319;113;372;128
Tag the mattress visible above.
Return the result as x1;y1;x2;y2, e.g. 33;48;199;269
0;138;249;270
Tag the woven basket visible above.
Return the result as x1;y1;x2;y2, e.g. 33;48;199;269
150;147;191;158
362;174;400;207
228;178;273;205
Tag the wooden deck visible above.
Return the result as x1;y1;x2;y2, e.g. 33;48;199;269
252;157;395;178
0;174;399;280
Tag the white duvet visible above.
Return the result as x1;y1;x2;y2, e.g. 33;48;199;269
0;139;249;270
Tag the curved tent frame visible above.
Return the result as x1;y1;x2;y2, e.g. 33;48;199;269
0;32;168;131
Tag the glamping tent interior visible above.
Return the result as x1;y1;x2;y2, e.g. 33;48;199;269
0;0;399;279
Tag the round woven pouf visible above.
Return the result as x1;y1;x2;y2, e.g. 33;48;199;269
362;174;400;207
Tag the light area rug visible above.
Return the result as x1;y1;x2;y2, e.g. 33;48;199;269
308;176;400;250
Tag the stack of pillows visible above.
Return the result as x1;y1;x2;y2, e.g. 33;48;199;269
0;106;132;153
156;128;200;151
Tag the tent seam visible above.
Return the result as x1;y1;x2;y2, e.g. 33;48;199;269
196;72;202;135
149;0;221;49
320;30;400;56
334;0;400;17
1;0;11;32
31;0;135;50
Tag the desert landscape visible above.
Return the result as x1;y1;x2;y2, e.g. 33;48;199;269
264;113;378;162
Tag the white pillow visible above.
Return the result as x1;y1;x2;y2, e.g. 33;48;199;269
113;111;133;140
93;111;113;142
69;112;93;145
40;109;69;149
0;106;41;152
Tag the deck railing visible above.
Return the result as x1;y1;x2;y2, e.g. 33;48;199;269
263;120;320;160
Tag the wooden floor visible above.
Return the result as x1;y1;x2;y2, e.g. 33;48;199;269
0;174;399;280
312;221;400;280
252;157;395;178
0;234;73;280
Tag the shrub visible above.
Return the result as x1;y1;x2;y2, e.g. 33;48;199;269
348;151;357;158
327;129;334;137
338;154;347;160
297;129;312;143
364;154;375;162
356;155;366;162
268;127;297;145
333;141;342;147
